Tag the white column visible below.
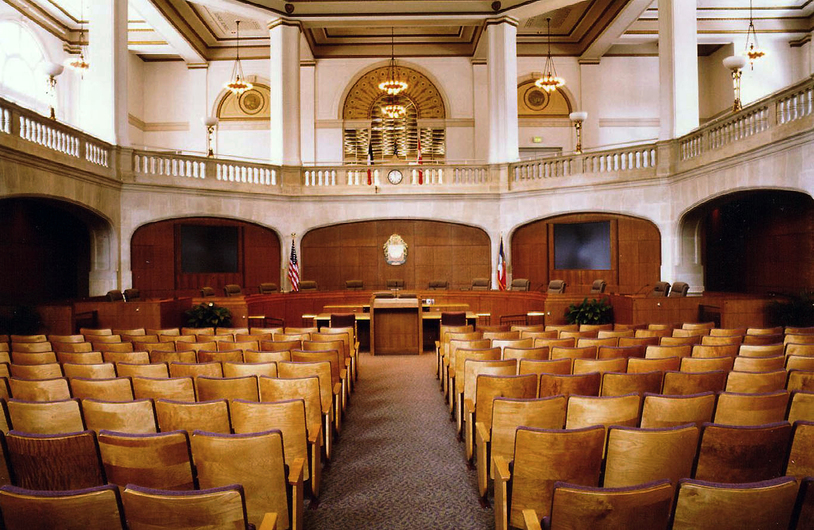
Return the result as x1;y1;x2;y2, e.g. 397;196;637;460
300;61;316;165
486;17;520;164
472;60;489;163
187;64;209;154
658;0;699;140
84;0;129;146
269;19;301;166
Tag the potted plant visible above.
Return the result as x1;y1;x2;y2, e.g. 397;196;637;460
185;302;232;328
565;297;613;325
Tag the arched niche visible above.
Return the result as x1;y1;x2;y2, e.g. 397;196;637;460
216;81;271;122
517;79;573;118
0;197;115;304
512;213;661;294
131;217;281;299
341;65;447;163
679;190;814;295
301;220;489;291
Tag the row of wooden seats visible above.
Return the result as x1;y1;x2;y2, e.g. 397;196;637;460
492;420;813;529
0;423;304;529
0;482;279;530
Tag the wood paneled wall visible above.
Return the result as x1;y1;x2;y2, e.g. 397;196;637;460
301;220;490;291
512;213;661;294
131;218;280;299
0;198;90;305
704;191;814;295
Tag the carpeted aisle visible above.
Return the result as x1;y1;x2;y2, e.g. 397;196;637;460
304;353;494;530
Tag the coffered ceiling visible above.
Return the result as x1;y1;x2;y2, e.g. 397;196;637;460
2;0;812;62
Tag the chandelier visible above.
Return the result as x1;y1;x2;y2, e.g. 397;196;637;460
225;20;253;95
378;28;408;96
65;0;89;74
535;18;565;93
743;0;765;69
382;99;406;119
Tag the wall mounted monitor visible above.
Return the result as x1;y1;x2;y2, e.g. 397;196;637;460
554;221;611;270
180;225;239;273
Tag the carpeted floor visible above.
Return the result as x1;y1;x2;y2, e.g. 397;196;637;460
303;353;495;530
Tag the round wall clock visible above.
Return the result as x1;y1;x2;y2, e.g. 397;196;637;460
387;169;403;185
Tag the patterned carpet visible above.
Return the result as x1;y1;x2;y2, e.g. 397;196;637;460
304;353;494;530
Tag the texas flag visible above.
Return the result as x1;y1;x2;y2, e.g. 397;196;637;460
417;134;423;185
497;236;507;291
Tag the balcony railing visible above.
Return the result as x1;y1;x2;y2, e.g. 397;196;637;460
2;74;812;197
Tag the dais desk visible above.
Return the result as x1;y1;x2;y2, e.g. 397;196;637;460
370;297;422;355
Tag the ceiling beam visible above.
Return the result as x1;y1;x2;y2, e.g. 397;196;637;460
134;0;207;62
579;0;653;63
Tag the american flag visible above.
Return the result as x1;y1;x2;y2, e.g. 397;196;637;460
367;139;374;186
417;134;423;185
288;238;300;292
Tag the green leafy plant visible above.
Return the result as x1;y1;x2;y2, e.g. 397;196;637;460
766;290;814;327
565;297;613;325
185;302;232;328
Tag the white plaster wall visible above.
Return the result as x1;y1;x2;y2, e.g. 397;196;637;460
739;36;799;105
128;54;145;147
699;45;737;121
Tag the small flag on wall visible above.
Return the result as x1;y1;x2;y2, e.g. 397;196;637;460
288;237;300;292
497;236;507;291
417;134;424;185
367;138;374;186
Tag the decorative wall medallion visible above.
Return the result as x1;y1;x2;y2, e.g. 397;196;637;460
383;234;408;265
239;89;264;115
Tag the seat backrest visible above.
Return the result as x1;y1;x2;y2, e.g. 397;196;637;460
223;361;278;378
5;430;105;490
506;426;605;526
661;370;727;395
502;346;548;362
199;286;216;297
154;399;230;435
196;376;259;403
428;280;449;290
0;484;125;530
518;358;572;376
538;372;602;399
786;420;814;479
600;371;663;397
671;476;799;530
648;282;670;297
132;376;196;402
470;278;490;291
123;288;141;302
258;375;322;435
509;278;530;291
258;282;278;294
604;424;699;488
69;377;135;402
230;399;311;482
440;311;467;326
669;281;689;297
487;396;567;480
121;483;249;530
547;280;566;294
8;377;71;402
63;362;116;380
565;393;641;430
694;421;792;483
344;279;364;290
114;362;167;378
98;430;194;490
106;290;124;302
640;391;717;428
223;284;243;297
82;398;157;434
329;313;356;328
712;390;789;426
724;370;787;394
589;279;607;294
277;361;333;415
548;479;673;530
474;374;537;429
190;430;292;529
461;357;514;403
298;280;318;291
385;279;404;289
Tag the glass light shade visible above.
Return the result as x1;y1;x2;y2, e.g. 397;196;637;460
202;116;219;127
723;55;747;71
41;62;64;78
569;111;588;122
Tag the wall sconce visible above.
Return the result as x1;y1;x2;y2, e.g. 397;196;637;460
202;116;219;157
41;62;64;120
569;111;588;154
722;55;747;112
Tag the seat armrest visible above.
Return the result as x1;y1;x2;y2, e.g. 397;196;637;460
494;455;512;530
288;457;305;486
522;509;543;530
258;513;278;530
475;421;490;445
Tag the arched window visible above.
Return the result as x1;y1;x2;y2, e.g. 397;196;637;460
0;20;49;110
342;65;446;164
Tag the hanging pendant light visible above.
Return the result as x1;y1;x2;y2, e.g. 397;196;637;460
743;0;765;70
65;0;89;75
382;97;406;119
535;18;565;93
378;28;408;96
225;20;253;95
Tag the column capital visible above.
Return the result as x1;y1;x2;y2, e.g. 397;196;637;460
484;16;519;28
268;18;303;31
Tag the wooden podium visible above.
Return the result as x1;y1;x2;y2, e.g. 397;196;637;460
370;295;422;355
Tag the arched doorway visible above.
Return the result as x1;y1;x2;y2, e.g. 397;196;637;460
0;198;95;304
683;190;814;295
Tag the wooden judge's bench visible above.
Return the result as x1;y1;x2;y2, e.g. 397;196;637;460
36;289;777;340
